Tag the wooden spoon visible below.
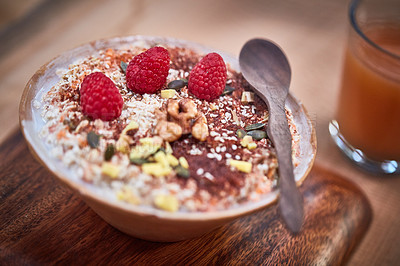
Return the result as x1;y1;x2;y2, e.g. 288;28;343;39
239;38;304;233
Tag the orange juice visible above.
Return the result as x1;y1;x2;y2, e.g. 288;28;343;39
337;25;400;161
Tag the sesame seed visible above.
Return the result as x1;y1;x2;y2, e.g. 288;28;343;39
232;144;237;150
197;168;204;175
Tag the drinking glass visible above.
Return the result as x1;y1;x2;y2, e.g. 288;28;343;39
329;0;400;174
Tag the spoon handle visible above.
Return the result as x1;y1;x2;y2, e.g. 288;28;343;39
267;100;304;233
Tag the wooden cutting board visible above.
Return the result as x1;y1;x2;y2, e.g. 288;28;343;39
0;130;372;265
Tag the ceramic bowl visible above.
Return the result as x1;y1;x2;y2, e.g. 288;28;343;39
19;35;316;242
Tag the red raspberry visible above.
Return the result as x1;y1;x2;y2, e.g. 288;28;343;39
80;72;123;121
126;46;170;94
188;52;227;101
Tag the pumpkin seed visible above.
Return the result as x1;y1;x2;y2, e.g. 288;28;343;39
236;129;246;139
247;130;267;140
104;144;115;161
167;79;188;90
221;85;235;95
87;131;100;148
175;165;190;178
120;61;128;73
245;122;265;131
63;118;77;130
130;158;149;165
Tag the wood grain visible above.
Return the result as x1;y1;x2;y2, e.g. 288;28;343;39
0;129;371;265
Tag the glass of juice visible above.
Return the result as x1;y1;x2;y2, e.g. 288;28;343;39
329;0;400;174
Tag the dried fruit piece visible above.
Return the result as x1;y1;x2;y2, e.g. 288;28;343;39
166;154;179;167
101;162;120;178
142;163;172;177
161;89;176;99
179;156;189;169
154;194;179;212
229;159;252;173
240;135;253;147
154;151;169;167
116;187;140;205
247;142;257;150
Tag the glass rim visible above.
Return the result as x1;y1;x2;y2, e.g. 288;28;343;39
350;0;400;60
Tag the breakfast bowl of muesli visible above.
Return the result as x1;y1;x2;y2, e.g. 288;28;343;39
19;35;316;242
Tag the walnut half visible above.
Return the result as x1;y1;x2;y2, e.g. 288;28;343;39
155;99;209;142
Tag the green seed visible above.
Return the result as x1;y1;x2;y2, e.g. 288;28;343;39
175;165;190;178
104;144;115;161
120;61;128;73
87;131;100;148
130;158;149;165
167;79;188;90
221;85;235;95
245;123;265;131
63;118;77;131
247;130;267;140
236;129;246;139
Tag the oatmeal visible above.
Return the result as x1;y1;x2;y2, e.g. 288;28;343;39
38;44;300;212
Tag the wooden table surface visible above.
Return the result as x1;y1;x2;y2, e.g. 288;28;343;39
0;0;399;265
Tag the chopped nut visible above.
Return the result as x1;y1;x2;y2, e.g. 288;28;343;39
116;134;130;154
231;109;240;125
192;114;209;141
142;163;172;177
161;89;176;99
122;121;139;135
210;103;218;111
101;162;120;178
229;159;252;173
154;194;179;212
241;91;254;104
165;141;173;154
167;99;198;134
156;120;182;142
139;136;163;147
179;156;189;169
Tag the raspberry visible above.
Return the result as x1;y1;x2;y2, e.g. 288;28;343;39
188;52;227;101
126;46;170;94
80;72;123;121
